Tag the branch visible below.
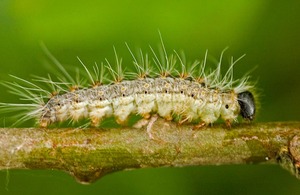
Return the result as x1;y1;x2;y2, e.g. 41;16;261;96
0;119;300;184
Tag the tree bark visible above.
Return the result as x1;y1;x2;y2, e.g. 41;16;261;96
0;120;300;184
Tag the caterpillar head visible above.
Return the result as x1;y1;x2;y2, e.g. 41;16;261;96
237;91;256;121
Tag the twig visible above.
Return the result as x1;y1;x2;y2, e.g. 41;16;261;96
0;119;300;184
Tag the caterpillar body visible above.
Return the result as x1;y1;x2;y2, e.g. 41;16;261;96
0;38;256;129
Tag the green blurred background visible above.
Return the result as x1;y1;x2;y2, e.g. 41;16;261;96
1;0;300;194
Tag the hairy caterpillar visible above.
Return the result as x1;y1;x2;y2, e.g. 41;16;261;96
0;36;256;129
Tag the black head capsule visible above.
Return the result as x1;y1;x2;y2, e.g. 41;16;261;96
237;91;256;121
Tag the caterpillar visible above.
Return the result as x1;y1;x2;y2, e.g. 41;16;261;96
0;36;256;129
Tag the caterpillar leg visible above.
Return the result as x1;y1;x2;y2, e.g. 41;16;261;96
146;114;158;139
116;118;128;126
133;118;150;129
164;115;173;121
192;121;207;130
133;114;158;139
225;119;232;129
39;119;50;128
90;117;101;127
178;117;189;125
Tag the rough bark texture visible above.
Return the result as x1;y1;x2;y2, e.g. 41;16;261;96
0;120;300;184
